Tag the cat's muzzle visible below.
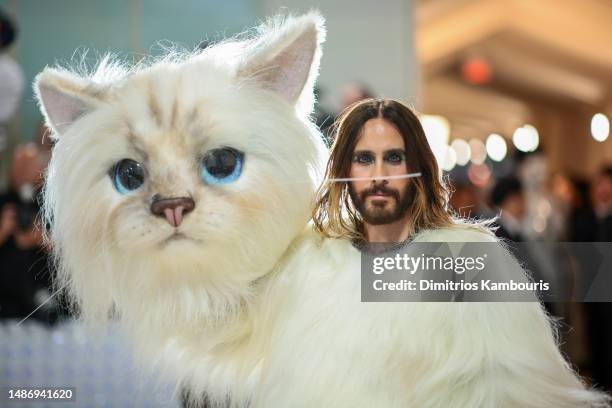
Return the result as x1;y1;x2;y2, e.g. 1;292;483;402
150;196;195;227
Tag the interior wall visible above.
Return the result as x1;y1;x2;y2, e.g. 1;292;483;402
260;0;418;112
0;0;259;142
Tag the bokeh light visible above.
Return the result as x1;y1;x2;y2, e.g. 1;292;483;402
591;113;610;142
441;145;457;171
450;139;471;166
468;139;487;165
513;124;539;152
486;133;507;162
421;114;451;167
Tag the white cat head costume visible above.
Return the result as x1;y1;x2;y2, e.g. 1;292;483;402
35;12;609;408
35;13;326;323
35;13;327;403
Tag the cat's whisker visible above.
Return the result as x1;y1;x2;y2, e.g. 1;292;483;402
16;283;68;326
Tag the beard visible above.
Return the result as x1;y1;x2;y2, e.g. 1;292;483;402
349;182;414;225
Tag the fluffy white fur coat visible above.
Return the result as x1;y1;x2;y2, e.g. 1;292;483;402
253;225;609;407
33;11;609;408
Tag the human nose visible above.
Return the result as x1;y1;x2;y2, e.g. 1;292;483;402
372;156;389;181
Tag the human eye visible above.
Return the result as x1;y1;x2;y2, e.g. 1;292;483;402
384;150;406;165
353;152;374;165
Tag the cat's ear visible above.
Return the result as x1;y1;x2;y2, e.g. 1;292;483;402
34;68;105;136
237;12;326;115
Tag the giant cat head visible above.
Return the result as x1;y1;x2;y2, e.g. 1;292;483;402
35;13;327;323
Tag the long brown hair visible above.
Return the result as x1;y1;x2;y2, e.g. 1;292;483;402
312;98;454;239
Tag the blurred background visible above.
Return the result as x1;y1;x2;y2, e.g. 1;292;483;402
0;0;610;406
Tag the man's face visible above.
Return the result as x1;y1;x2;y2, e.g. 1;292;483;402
348;118;414;225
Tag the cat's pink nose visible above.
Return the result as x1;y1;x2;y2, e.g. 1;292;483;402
150;197;195;227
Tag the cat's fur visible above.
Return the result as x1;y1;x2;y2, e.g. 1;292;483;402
256;226;610;407
35;12;609;408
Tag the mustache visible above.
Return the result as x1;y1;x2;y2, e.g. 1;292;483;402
359;184;400;201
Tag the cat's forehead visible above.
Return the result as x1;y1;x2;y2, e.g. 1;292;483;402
113;61;236;141
98;54;291;157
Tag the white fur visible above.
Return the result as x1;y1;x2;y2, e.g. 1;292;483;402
36;12;327;406
34;11;609;408
254;225;610;407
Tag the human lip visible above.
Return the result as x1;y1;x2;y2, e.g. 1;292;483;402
369;193;391;200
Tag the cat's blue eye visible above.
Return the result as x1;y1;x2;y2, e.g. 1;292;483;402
200;147;243;185
110;159;145;194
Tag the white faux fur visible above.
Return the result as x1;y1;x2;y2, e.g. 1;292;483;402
34;11;609;408
35;12;328;406
254;225;610;407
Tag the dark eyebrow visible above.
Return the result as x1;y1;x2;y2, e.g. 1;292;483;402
384;148;406;155
353;148;405;156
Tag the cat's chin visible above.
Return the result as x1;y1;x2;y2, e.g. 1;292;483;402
158;232;203;249
153;232;204;254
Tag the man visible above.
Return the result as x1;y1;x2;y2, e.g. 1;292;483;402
0;144;52;321
0;8;24;155
268;97;609;407
313;98;454;244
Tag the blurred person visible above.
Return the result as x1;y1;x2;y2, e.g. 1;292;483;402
492;174;567;318
582;166;612;393
0;143;53;321
449;181;487;219
491;176;526;242
591;166;612;241
563;170;612;391
325;82;375;143
568;167;612;243
518;151;565;241
0;9;24;153
312;85;334;143
339;81;374;111
569;178;598;242
550;172;579;240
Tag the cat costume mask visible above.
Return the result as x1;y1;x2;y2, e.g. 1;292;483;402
35;12;609;408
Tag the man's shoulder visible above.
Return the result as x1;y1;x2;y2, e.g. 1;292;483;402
291;221;499;247
414;221;499;243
